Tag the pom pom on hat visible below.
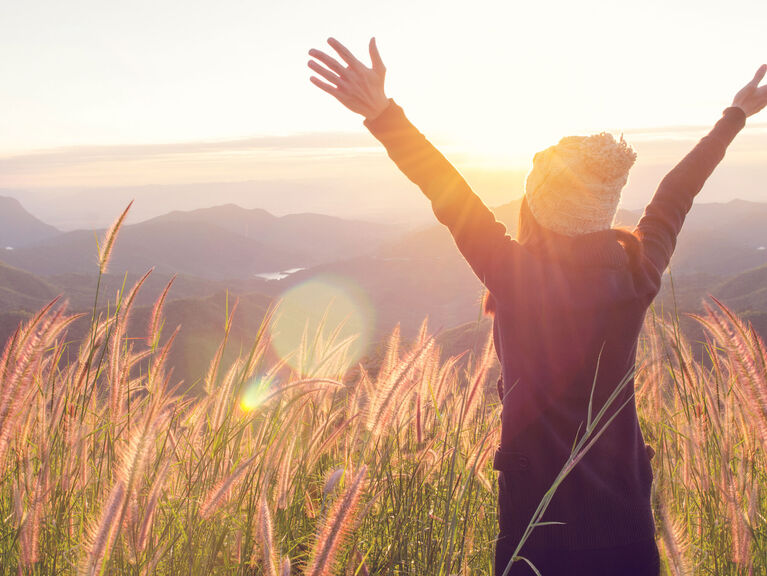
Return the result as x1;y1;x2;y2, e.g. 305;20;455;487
524;132;637;236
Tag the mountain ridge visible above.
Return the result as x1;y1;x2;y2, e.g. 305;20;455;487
0;196;60;248
0;198;399;279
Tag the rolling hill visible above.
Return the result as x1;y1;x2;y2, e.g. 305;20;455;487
147;204;396;264
1;221;300;278
0;196;59;248
0;261;58;313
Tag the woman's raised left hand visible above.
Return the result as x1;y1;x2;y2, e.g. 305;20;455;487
732;64;767;118
308;37;389;120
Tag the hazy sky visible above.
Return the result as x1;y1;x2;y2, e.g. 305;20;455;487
1;0;766;227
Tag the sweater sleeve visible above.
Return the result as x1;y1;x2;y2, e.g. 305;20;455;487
364;100;525;297
634;107;747;276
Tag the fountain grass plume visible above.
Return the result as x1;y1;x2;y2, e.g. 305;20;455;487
98;200;133;274
147;274;176;346
306;465;367;576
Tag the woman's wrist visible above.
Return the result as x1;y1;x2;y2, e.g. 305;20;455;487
729;103;748;117
726;105;748;120
364;97;392;121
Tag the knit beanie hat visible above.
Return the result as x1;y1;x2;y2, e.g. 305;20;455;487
524;133;637;236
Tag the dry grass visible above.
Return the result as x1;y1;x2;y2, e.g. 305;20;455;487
0;211;765;574
637;299;767;575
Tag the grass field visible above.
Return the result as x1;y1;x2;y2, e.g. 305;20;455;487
1;216;765;575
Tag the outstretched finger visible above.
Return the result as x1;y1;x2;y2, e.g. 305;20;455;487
328;37;365;70
369;37;385;73
308;60;343;86
750;64;767;87
310;76;342;99
308;48;346;76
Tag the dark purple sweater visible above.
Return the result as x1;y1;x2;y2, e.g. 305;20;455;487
364;102;746;552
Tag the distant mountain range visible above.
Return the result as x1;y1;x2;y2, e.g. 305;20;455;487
2;195;767;384
1;202;397;279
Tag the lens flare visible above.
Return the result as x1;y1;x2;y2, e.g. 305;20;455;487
239;377;272;412
269;275;374;375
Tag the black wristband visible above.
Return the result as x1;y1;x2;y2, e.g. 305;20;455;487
723;106;747;120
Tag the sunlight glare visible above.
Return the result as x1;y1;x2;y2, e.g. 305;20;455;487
269;275;374;375
239;376;273;412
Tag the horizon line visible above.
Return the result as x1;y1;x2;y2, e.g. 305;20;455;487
3;119;767;161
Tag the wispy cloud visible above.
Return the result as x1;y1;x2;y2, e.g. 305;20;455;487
0;132;377;171
0;131;387;190
3;122;766;188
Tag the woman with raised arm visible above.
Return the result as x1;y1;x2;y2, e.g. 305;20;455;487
308;38;767;576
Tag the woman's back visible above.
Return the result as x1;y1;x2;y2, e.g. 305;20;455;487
492;235;656;551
